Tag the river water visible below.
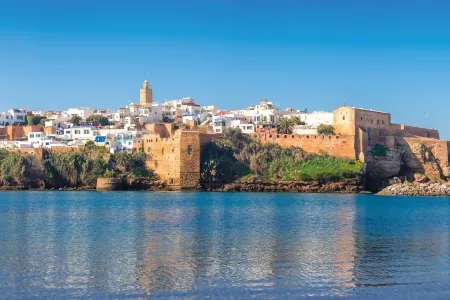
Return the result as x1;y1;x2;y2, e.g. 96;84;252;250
1;192;450;299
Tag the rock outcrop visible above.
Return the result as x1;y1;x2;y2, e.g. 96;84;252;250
378;182;450;196
202;177;363;193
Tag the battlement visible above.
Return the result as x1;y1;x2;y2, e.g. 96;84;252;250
256;133;357;160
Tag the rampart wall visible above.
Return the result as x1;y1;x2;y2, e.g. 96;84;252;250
143;132;181;187
256;133;357;160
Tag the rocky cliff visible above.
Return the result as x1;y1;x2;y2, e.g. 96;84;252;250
364;138;450;192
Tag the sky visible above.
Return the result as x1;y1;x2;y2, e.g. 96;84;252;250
1;0;450;137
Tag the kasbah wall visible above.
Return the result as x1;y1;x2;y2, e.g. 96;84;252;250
255;106;449;178
141;123;217;189
141;106;449;188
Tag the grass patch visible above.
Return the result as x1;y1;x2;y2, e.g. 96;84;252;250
268;155;363;182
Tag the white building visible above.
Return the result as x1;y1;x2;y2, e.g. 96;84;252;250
28;132;46;144
292;125;318;135
302;111;333;126
31;110;46;117
202;105;217;115
230;119;255;134
60;126;100;141
0;111;13;126
229;99;305;125
8;109;27;124
212;116;229;134
67;107;96;119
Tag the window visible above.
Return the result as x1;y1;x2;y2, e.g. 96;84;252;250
162;148;164;155
169;178;174;184
377;120;380;124
382;120;385;124
65;131;70;134
187;145;193;155
74;130;81;134
36;134;40;138
83;130;90;134
361;117;363;121
342;116;345;120
29;134;34;138
172;148;174;153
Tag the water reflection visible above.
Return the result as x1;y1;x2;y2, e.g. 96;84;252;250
1;192;450;298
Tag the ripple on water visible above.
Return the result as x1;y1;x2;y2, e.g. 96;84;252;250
0;191;450;299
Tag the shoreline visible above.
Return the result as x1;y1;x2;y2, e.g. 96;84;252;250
377;182;450;196
0;178;368;193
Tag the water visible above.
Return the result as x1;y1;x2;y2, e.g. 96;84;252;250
1;192;450;299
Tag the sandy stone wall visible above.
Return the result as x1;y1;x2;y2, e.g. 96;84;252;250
396;137;449;173
333;106;357;136
389;124;439;139
0;127;6;140
96;178;122;190
4;125;45;141
179;131;201;188
256;133;357;160
143;132;181;187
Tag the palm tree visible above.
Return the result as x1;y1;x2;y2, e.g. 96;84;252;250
290;116;305;125
277;118;294;134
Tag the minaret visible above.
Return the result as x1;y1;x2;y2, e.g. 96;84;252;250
140;80;153;105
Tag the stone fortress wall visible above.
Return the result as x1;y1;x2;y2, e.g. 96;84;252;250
2;105;446;189
141;123;216;189
256;131;357;160
140;106;449;188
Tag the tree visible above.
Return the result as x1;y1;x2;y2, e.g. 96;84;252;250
40;118;50;126
277;118;294;134
290;116;305;126
86;115;110;126
26;116;46;126
70;115;82;126
317;124;334;135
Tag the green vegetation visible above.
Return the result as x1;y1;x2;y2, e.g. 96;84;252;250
317;124;335;135
277;118;294;134
26;116;46;126
40;118;50;126
276;116;305;134
70;115;82;125
0;145;154;188
268;155;363;182
86;115;110;126
201;128;362;183
370;144;388;157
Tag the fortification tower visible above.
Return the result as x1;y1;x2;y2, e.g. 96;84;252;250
140;80;153;105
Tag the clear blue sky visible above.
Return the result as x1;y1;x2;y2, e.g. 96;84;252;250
1;0;450;137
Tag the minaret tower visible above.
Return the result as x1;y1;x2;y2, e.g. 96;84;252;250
140;80;153;105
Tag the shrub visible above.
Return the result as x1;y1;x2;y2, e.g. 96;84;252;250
70;115;82;125
26;116;46;126
317;124;334;135
370;144;388;157
201;128;362;183
86;115;110;126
